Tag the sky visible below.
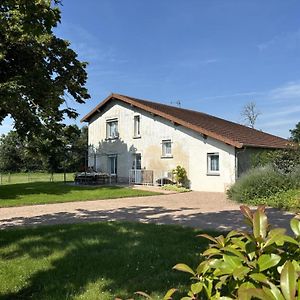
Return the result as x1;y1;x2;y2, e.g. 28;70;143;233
2;0;300;137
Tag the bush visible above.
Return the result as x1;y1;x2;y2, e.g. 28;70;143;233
227;166;290;203
126;206;300;300
172;165;189;188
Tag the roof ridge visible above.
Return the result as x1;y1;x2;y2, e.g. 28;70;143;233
114;93;286;141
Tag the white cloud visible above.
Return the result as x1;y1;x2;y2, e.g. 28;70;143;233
257;29;300;51
177;58;218;68
268;81;300;100
263;104;300;118
201;91;263;100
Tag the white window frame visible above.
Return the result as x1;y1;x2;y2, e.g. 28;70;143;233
161;140;172;158
108;155;117;175
133;115;141;138
207;152;220;175
106;119;119;139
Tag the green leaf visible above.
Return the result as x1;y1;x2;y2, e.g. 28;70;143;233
173;264;195;276
135;291;152;299
263;282;285;300
280;261;297;300
290;218;300;237
223;254;242;269
249;273;269;283
196;261;209;274
163;288;177;300
253;207;268;239
233;266;250;280
197;233;218;244
202;248;221;256
191;282;203;295
264;228;286;248
257;254;281;272
222;246;247;260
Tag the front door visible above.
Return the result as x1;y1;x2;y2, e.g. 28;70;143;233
133;154;142;184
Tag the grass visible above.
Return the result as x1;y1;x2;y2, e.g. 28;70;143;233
0;182;160;207
0;221;215;299
0;172;74;185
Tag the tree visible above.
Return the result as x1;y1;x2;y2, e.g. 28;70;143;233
241;101;261;129
290;122;300;143
0;0;90;136
0;125;88;173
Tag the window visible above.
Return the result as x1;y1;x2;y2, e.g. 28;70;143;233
133;115;140;137
207;153;220;174
108;155;117;175
106;119;118;139
162;140;172;157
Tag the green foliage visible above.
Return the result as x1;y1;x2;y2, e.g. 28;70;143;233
290;122;300;143
0;0;90;136
162;184;190;193
0;125;88;173
172;165;189;188
243;189;300;212
133;206;300;300
251;147;300;174
227;166;290;201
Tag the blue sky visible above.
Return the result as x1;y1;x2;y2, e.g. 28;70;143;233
2;0;300;137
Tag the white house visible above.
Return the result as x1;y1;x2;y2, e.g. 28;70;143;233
81;93;288;192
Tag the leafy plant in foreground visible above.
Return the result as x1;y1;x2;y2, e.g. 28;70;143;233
118;206;300;299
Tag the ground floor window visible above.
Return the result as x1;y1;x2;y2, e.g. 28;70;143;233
207;152;219;174
108;155;117;175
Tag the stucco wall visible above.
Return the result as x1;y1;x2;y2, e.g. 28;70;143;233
88;100;236;192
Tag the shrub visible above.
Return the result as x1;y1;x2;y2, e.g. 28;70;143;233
125;206;300;300
227;166;290;203
172;165;189;188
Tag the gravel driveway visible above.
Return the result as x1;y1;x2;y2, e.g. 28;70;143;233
0;191;296;231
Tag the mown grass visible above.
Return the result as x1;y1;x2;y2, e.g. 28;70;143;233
0;182;160;207
0;221;214;299
0;172;74;185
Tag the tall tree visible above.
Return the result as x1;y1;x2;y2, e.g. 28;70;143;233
0;0;90;136
290;122;300;143
241;101;261;129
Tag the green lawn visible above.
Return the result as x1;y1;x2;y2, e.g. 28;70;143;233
0;172;74;185
0;182;160;207
0;222;213;299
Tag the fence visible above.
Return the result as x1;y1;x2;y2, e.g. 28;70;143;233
0;172;75;185
129;170;154;185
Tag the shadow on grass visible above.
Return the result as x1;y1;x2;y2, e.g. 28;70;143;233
0;181;124;200
0;221;212;299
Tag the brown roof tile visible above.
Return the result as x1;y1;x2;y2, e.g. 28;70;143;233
81;93;289;149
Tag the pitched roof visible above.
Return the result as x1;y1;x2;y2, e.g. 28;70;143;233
81;93;289;149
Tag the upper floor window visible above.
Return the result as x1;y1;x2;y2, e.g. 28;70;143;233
133;115;140;137
162;139;172;157
106;119;119;139
207;152;220;175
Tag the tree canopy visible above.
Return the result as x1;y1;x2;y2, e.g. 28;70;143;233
0;0;90;136
290;122;300;143
0;125;88;173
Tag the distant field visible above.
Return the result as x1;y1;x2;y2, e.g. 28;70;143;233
0;172;74;185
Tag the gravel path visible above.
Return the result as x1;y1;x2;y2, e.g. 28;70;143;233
0;191;296;231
